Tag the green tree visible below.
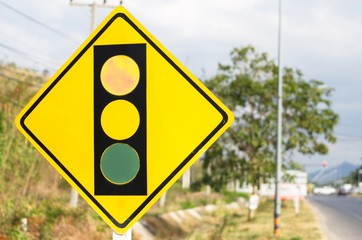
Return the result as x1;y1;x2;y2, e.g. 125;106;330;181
285;161;305;171
203;45;338;192
345;166;362;185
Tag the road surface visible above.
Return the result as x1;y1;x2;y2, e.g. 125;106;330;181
308;195;362;240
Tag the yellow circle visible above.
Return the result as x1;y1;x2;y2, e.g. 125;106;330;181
100;55;140;96
101;100;140;140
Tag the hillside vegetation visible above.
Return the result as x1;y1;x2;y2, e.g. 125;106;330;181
0;63;112;239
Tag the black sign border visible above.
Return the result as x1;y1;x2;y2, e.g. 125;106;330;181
20;12;229;229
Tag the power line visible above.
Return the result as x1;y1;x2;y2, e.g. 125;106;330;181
1;28;64;64
0;0;80;45
0;41;58;65
0;42;27;56
0;48;56;71
0;42;56;71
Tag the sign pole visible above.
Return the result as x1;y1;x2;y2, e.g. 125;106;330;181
113;229;132;240
274;0;283;236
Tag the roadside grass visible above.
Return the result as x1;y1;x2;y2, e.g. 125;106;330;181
228;199;321;240
147;182;237;214
352;193;362;198
184;198;323;240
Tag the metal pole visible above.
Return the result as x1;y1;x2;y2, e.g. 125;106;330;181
113;229;132;240
359;157;362;189
274;0;283;236
90;2;96;32
70;0;121;34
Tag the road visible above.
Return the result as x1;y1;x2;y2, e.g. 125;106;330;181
307;195;362;240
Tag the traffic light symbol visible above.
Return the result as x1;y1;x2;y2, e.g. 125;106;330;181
94;44;147;195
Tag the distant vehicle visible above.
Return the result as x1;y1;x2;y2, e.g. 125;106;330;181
338;184;353;196
337;187;348;196
313;186;336;195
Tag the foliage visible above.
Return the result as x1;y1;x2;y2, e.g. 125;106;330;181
181;200;195;209
345;166;362;184
0;194;90;239
0;63;48;238
201;134;244;192
0;64;42;195
0;111;3;133
222;191;249;204
203;45;339;191
282;171;296;183
285;161;305;171
0;63;111;239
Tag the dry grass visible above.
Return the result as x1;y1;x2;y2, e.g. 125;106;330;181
181;198;323;240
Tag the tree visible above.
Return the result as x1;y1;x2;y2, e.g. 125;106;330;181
345;166;362;185
285;161;305;171
203;45;338;192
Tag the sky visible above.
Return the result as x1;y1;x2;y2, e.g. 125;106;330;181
1;0;362;172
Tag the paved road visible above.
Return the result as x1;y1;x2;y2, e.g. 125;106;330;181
307;195;362;240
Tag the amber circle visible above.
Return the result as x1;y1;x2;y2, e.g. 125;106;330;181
100;55;140;96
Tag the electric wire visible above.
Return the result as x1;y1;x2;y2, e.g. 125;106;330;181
0;41;59;67
0;42;57;71
1;28;65;65
0;48;56;72
0;0;80;45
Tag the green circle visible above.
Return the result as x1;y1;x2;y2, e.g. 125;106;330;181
100;143;140;185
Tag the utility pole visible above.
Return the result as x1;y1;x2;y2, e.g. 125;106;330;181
68;0;122;209
70;0;123;33
274;0;283;236
359;157;362;189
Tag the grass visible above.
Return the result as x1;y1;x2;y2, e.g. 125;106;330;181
230;199;321;239
182;198;323;240
147;182;227;214
141;187;323;240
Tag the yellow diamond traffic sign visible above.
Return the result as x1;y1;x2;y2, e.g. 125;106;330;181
15;6;234;234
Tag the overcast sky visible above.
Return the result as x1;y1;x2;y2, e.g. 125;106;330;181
1;0;362;172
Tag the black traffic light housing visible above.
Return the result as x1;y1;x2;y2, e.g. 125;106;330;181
94;44;147;195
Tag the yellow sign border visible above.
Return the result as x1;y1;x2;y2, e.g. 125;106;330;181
15;7;234;233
